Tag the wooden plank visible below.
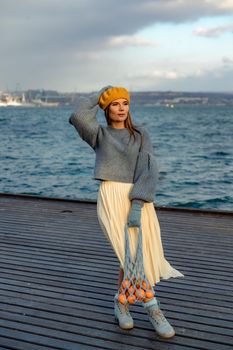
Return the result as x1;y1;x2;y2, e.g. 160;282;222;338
0;257;232;288
0;280;232;330
0;285;232;331
0;336;53;350
0;260;232;296
0;243;232;274
0;300;232;338
0;309;232;350
1;219;233;246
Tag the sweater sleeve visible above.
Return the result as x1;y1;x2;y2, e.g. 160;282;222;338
69;95;100;149
129;128;159;205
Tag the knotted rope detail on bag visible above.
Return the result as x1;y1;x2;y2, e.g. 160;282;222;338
117;224;155;305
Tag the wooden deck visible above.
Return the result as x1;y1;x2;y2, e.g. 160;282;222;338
0;193;232;350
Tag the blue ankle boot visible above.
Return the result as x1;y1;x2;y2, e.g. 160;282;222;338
114;293;134;330
143;297;175;338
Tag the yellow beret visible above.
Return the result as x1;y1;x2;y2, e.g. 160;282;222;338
98;87;130;110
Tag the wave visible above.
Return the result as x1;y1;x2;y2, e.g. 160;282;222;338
169;196;233;210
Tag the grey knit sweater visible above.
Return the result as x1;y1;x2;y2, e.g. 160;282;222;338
69;96;158;206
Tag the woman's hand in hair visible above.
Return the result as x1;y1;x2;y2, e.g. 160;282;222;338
89;85;112;106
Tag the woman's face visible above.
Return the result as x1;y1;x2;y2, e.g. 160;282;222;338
108;98;129;125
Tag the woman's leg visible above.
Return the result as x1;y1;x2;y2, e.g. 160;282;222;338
117;267;124;289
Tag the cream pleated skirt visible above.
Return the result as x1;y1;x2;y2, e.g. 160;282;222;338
97;180;184;287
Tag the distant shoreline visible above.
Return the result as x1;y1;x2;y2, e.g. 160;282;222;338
1;90;233;107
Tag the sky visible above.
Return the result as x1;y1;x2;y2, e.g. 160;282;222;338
1;0;233;93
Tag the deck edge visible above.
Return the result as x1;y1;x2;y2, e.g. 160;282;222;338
0;192;232;216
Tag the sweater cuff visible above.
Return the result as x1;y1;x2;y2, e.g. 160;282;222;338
131;199;145;208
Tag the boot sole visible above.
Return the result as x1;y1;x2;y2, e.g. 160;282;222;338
114;316;134;330
157;329;176;339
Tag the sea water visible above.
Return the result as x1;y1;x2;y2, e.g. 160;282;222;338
0;104;233;211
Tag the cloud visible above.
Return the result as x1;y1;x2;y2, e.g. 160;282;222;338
194;23;233;37
215;0;233;10
133;0;233;23
126;58;233;92
1;0;233;54
222;56;233;65
127;69;188;83
150;70;181;80
107;35;157;48
1;0;233;91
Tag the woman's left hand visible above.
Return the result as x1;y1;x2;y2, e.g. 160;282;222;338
127;201;142;228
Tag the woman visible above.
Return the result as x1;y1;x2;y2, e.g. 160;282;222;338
69;86;184;339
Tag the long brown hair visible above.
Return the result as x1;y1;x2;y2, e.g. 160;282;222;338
104;106;144;147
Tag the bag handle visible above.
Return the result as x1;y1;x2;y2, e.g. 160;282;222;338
124;223;145;279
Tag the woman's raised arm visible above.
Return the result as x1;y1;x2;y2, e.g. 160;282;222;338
69;85;111;149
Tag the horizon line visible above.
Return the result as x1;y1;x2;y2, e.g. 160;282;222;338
1;89;233;95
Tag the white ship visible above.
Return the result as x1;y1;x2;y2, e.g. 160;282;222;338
0;91;61;107
0;93;22;107
31;98;59;107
